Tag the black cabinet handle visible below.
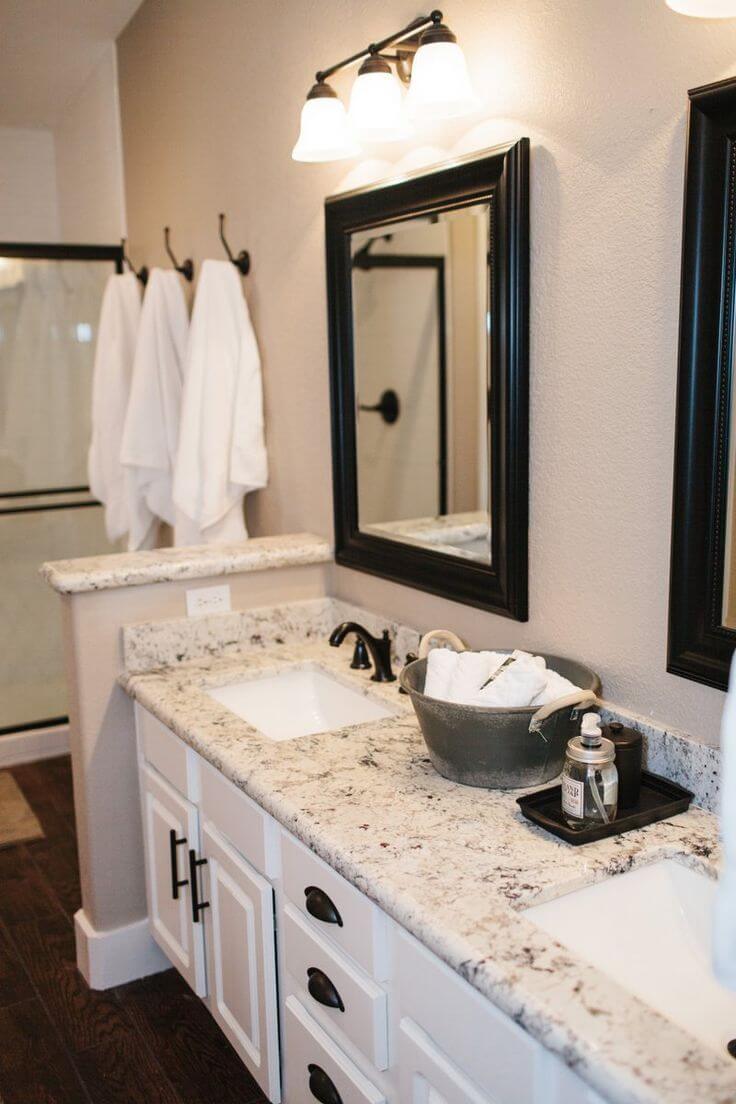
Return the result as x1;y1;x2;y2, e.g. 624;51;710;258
188;849;209;923
307;967;345;1012
169;829;188;900
308;1064;343;1104
304;886;343;927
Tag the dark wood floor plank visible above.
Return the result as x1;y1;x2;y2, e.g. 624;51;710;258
26;834;82;919
7;913;135;1055
116;969;268;1104
0;844;64;924
73;1022;181;1104
0;920;34;1008
0;997;90;1104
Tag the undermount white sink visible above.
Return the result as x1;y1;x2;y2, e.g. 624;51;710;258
524;859;736;1055
206;664;395;741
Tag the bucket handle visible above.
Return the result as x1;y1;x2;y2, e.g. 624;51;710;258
528;690;601;742
417;629;467;659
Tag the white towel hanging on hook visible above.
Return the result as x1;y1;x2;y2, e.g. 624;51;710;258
173;259;267;546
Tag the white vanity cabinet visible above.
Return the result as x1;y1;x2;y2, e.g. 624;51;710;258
135;704;281;1102
200;819;281;1098
134;703;607;1104
139;761;207;997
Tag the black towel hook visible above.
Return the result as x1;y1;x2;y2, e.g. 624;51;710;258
120;237;148;285
219;213;250;276
163;226;194;282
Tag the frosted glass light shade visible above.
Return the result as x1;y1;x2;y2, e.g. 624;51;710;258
292;87;360;162
348;69;409;142
666;0;736;13
407;40;478;120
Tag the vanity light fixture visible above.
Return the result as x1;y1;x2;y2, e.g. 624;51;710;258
665;0;736;13
292;80;361;162
406;17;478;119
292;10;476;163
348;55;408;143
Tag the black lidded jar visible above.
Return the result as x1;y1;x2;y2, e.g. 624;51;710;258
604;722;643;809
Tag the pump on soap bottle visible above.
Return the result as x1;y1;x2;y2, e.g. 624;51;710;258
561;713;618;830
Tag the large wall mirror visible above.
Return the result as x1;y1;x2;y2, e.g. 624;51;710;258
326;142;529;618
670;76;736;689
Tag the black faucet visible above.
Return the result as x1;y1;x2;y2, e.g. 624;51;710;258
329;622;396;683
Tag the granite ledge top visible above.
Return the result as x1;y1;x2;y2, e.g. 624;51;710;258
121;642;734;1104
41;533;331;594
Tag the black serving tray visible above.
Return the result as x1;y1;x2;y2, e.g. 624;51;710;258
516;770;694;845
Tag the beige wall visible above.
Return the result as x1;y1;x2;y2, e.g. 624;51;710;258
54;43;127;243
0;126;59;239
117;0;736;745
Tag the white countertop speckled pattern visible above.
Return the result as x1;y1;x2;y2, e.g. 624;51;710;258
41;532;331;594
120;639;735;1104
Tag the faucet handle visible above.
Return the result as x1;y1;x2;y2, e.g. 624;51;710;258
350;637;371;670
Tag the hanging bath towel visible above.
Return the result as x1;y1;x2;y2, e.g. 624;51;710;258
120;268;189;550
88;272;141;543
173;259;267;546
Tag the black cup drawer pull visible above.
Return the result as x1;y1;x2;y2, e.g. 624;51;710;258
188;849;209;923
304;886;343;927
308;1063;343;1104
169;829;188;900
307;967;345;1012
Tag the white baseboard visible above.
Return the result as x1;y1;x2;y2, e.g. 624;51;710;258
0;724;70;768
74;908;170;990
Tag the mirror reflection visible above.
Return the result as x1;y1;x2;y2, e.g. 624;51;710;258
724;388;736;629
351;202;491;564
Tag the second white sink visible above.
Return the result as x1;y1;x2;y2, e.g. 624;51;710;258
524;858;736;1055
206;664;395;741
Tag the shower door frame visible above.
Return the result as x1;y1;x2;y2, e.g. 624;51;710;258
0;241;123;736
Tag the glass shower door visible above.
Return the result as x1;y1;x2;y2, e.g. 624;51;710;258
0;245;123;734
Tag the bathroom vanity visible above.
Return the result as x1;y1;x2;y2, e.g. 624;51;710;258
115;594;733;1104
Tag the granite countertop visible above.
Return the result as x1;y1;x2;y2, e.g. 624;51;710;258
41;533;330;594
121;641;733;1104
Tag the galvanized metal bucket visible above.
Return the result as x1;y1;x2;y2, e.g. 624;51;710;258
399;652;602;789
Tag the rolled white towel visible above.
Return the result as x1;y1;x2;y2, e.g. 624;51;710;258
423;648;458;700
472;662;547;708
531;670;582;707
448;651;506;703
511;649;547;671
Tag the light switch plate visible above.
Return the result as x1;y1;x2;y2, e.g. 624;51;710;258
186;584;231;617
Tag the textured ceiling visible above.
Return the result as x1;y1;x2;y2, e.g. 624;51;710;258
0;0;143;128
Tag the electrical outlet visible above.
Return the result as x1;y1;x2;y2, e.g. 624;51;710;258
186;584;231;617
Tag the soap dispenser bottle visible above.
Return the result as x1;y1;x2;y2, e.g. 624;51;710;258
561;713;618;829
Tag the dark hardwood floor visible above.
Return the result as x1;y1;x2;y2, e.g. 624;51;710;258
0;755;269;1104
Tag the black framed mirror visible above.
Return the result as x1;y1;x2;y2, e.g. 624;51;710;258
326;141;529;619
669;76;736;689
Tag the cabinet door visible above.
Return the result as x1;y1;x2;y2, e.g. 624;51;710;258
399;1018;495;1104
201;820;281;1102
140;763;206;996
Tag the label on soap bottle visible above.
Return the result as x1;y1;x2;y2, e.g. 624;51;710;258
562;775;584;819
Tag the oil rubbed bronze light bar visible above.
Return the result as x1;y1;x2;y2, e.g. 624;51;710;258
292;10;478;162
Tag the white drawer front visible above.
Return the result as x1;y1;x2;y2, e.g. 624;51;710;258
281;830;389;980
284;996;386;1104
136;703;198;800
199;757;275;877
283;902;389;1070
537;1049;607;1104
399;1018;494;1104
395;928;536;1104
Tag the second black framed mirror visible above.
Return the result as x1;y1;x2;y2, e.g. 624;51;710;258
326;141;529;618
